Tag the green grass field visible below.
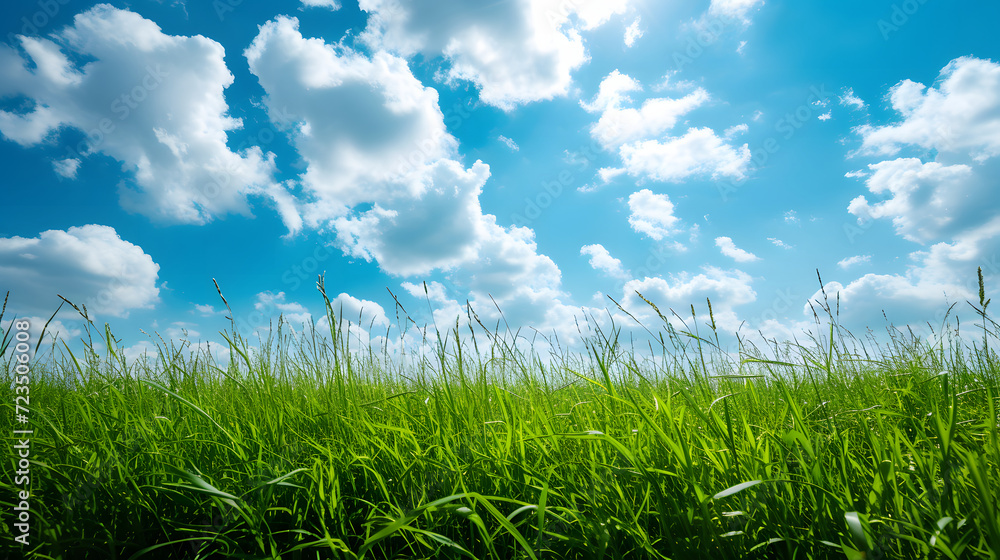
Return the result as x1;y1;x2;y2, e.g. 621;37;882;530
3;274;1000;559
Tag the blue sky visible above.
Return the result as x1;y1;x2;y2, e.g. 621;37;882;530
2;0;999;361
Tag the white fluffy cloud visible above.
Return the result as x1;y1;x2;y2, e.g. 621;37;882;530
581;244;629;280
0;5;277;224
805;271;971;333
246;16;578;341
582;70;710;150
628;189;681;241
715;236;759;262
847;158;980;244
834;57;1000;331
620;267;756;333
857;57;1000;161
359;0;629;109
245;16;456;231
583;71;750;184
0;224;159;318
329;292;390;327
619;127;751;182
332;160;489;276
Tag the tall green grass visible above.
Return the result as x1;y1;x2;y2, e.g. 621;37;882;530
2;272;999;559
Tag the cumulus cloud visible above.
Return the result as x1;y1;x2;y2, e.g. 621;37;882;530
0;224;159;318
768;237;792;249
619;127;751;182
247;16;579;341
581;244;629;280
628;189;681;241
0;5;277;224
359;0;629;109
581;70;710;150
837;159;1000;326
620;267;756;334
245;16;456;231
804;271;971;333
834;57;1000;332
332;160;489;276
582;71;750;184
847;158;979;244
329;292;390;327
857;57;1000;161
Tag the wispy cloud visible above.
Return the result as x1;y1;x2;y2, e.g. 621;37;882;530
837;255;871;269
624;18;643;47
768;237;793;249
498;134;519;152
839;88;866;110
716;236;759;262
